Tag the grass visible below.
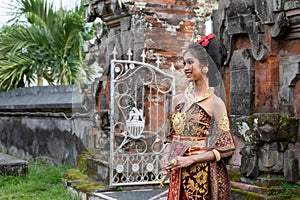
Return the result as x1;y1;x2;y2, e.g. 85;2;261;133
0;161;80;200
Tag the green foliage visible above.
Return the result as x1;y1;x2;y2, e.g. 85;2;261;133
116;186;123;191
279;114;288;127
271;181;300;196
0;0;96;91
0;161;79;200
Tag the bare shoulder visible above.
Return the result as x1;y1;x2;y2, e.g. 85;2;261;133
173;93;186;104
171;93;186;112
211;94;227;113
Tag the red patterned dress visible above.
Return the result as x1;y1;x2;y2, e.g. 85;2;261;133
166;101;235;200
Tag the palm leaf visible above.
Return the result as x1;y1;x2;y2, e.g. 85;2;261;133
0;0;96;91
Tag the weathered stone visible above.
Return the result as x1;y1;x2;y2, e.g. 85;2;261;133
87;153;110;185
278;115;300;143
240;146;259;178
0;85;86;112
279;61;300;112
258;143;283;173
236;116;260;145
284;148;299;182
271;12;290;37
0;116;88;165
236;113;299;183
230;49;255;116
285;0;300;10
230;71;252;94
255;0;274;24
254;113;279;127
230;94;253;116
258;124;276;142
0;153;28;176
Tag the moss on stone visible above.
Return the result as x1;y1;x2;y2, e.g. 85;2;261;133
77;155;88;173
228;171;241;182
72;179;104;195
63;167;106;196
77;149;94;173
63;168;88;180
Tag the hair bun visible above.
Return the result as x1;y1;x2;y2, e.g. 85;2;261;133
205;38;227;69
194;33;227;69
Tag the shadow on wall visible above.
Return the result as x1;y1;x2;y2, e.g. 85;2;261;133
0;85;96;165
0;116;87;166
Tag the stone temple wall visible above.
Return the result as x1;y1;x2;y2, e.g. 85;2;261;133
213;0;300;182
0;85;99;165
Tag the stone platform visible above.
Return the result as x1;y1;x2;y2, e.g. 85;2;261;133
0;153;28;176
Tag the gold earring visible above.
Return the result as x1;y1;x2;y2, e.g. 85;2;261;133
201;65;209;74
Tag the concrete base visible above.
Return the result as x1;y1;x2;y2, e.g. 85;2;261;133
0;153;28;176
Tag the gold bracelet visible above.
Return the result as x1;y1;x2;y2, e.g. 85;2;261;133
212;149;221;162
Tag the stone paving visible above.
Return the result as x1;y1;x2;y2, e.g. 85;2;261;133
93;188;168;200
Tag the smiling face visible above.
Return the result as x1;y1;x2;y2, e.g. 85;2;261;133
183;51;203;83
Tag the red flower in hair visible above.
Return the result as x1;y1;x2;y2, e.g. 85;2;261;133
194;33;214;47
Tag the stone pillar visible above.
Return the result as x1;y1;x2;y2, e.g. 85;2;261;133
230;49;255;116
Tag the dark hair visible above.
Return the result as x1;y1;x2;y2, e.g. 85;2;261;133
185;37;227;87
205;37;227;70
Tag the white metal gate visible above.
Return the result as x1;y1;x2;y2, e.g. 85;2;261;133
109;48;175;186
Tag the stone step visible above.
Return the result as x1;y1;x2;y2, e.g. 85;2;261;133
231;181;293;199
0;153;28;176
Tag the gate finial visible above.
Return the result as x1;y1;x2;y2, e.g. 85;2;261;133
170;62;175;73
127;48;132;61
112;47;118;60
141;49;146;63
156;54;161;68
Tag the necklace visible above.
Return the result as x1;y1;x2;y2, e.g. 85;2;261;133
172;86;214;134
185;86;214;108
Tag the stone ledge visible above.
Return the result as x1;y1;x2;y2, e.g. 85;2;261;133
0;153;28;176
0;85;86;112
0;85;91;112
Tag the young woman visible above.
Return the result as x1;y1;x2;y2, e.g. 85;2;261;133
162;33;235;200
